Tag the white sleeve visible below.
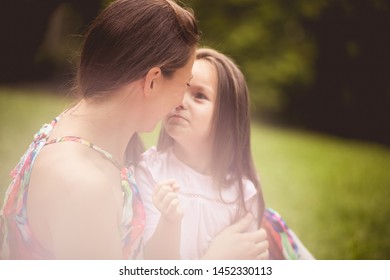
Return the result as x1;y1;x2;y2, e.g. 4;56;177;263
134;162;161;243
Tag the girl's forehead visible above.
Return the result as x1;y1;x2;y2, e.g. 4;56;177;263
193;59;216;80
192;60;217;90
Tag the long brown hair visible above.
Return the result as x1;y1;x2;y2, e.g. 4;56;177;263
76;0;200;164
77;0;200;98
158;48;265;223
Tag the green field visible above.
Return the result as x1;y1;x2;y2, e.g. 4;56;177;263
1;88;389;259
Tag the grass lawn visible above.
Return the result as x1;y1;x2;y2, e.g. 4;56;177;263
250;125;390;259
1;87;389;259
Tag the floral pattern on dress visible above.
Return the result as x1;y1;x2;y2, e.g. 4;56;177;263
0;116;145;259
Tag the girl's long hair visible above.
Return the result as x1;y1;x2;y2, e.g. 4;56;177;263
158;48;265;224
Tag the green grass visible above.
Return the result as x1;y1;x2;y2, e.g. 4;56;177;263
0;88;71;197
250;125;390;259
1;88;389;259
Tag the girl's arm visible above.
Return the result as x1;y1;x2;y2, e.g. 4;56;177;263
143;182;182;259
135;164;182;259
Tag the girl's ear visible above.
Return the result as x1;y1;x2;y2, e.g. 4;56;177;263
144;67;162;97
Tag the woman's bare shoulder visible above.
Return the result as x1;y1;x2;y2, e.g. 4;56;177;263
30;143;118;203
27;143;123;258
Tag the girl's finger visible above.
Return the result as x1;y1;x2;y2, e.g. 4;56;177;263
257;249;269;260
160;192;179;212
242;227;267;243
166;198;182;216
225;213;253;233
154;185;173;202
157;179;176;187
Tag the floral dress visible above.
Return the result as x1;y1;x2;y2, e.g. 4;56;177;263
262;208;314;259
0;117;145;259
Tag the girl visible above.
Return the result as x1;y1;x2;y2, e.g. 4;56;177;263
0;0;200;259
135;48;314;260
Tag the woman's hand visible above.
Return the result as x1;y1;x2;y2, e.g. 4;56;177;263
203;213;269;260
152;180;183;223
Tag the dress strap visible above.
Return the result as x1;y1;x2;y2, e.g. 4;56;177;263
45;136;122;170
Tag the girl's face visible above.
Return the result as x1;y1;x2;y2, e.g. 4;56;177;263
163;59;218;147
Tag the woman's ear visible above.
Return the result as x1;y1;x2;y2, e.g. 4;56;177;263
144;67;162;96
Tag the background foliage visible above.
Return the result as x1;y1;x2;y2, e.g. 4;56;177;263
1;0;388;144
188;0;390;145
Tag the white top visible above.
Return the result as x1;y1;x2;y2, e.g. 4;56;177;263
135;147;315;260
135;147;259;259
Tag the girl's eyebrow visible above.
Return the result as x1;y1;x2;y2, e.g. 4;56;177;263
191;84;213;96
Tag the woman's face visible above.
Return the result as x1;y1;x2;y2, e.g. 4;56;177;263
140;51;196;132
163;59;218;148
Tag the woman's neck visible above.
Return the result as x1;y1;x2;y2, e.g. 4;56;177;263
56;89;140;165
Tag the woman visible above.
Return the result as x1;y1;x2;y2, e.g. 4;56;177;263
0;0;200;259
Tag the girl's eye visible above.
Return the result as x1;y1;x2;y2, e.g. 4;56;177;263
194;92;207;100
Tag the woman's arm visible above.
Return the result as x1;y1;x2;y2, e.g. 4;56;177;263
202;213;269;260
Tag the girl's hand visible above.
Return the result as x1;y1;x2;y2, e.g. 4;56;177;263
203;213;269;260
152;180;183;223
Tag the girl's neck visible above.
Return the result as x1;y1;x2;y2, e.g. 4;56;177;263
172;141;212;175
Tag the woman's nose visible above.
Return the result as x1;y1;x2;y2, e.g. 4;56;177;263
176;91;190;110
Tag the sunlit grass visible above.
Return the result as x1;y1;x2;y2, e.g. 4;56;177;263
250;125;390;259
1;88;389;259
0;88;71;200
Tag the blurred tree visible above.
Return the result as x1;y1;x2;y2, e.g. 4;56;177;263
1;0;388;144
0;0;102;83
288;0;390;145
188;0;390;145
187;0;321;117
